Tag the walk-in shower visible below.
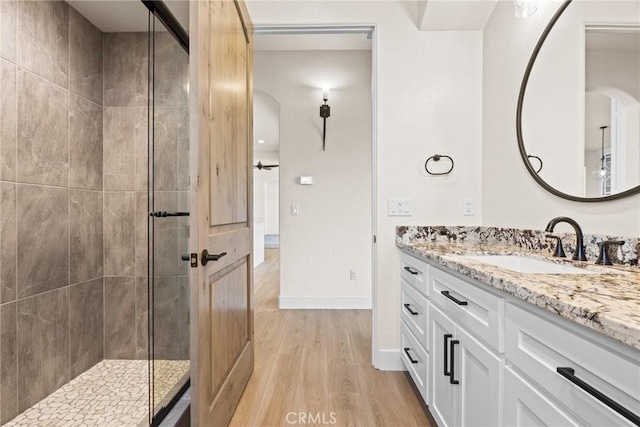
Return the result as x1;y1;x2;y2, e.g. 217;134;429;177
0;1;190;425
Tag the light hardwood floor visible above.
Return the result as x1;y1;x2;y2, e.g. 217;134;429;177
229;249;434;427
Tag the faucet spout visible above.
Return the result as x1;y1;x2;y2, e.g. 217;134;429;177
544;216;587;261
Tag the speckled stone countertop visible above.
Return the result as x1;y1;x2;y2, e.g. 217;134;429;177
397;239;640;351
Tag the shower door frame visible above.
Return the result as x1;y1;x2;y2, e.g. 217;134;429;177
141;1;191;426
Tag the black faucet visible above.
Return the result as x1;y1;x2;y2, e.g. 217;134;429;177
544;217;587;261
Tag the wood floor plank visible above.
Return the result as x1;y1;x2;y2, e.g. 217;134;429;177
229;248;434;427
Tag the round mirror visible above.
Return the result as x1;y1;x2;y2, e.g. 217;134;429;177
517;0;640;202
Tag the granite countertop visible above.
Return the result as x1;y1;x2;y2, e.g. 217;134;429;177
397;239;640;351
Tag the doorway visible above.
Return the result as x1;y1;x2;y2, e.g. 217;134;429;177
252;25;377;362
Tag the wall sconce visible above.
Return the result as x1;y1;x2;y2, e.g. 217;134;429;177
319;86;331;151
514;0;537;18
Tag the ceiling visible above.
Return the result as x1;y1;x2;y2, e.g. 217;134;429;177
66;0;189;33
418;0;499;31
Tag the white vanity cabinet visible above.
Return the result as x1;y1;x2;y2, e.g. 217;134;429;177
398;248;640;427
428;272;503;427
505;302;640;427
400;253;431;402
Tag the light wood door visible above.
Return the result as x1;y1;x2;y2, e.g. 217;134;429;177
191;1;253;425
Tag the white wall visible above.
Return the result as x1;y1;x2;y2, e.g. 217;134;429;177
247;0;484;369
254;50;373;309
265;179;279;234
482;0;640;236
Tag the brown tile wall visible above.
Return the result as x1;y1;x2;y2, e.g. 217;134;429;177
0;4;190;423
102;31;189;365
0;2;103;423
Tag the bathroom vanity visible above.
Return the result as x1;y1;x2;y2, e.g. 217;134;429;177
397;228;640;427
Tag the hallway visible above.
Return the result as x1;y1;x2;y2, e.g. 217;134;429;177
229;249;433;426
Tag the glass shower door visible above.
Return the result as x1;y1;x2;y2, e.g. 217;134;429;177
148;12;190;423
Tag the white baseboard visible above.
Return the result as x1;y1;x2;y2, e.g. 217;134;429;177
278;296;372;309
374;349;404;371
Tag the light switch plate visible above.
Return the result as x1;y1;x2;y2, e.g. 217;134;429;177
299;176;313;185
388;199;411;216
291;204;299;216
463;198;474;216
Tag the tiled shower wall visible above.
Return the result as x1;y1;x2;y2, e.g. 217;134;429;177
0;2;189;423
0;2;104;423
102;31;189;362
102;31;150;362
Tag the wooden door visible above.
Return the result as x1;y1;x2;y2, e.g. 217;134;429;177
191;1;254;426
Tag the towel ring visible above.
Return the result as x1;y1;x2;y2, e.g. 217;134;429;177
527;155;543;173
425;154;454;176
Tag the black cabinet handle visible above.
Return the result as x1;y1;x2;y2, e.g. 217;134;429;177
403;303;418;316
404;266;419;275
403;347;418;364
444;334;452;376
201;250;227;266
441;290;468;306
557;367;640;425
450;339;459;385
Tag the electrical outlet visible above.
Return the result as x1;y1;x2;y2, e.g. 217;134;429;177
350;270;358;280
463;198;474;216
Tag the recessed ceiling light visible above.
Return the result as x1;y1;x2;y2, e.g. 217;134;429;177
258;139;265;144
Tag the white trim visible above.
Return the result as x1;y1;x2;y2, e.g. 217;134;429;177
370;24;378;368
375;349;404;371
254;25;374;36
278;296;372;310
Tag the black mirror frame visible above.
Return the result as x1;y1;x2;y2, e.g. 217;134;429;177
516;0;640;202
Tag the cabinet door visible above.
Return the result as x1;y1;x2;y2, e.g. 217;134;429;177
456;326;503;427
430;304;457;427
504;367;580;427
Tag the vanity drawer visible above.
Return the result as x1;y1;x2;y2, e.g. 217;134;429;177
429;265;504;353
504;366;580;427
401;321;429;403
506;302;640;426
401;252;429;297
401;280;429;351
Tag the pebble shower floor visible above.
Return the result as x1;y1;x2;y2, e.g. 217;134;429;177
3;360;189;427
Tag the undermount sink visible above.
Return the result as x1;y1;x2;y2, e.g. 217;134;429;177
459;255;599;275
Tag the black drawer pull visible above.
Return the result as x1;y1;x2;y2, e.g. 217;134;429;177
403;303;418;316
403;347;418;364
404;266;419;275
450;339;459;384
441;290;468;306
444;334;452;376
557;367;640;426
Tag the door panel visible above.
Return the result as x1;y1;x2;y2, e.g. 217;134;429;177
193;0;254;426
208;0;248;228
429;304;457;427
208;258;249;398
457;326;502;427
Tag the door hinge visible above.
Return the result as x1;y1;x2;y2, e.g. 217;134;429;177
374;235;377;243
190;253;198;268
